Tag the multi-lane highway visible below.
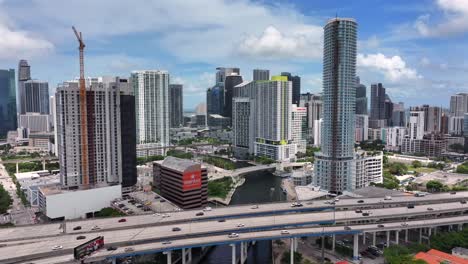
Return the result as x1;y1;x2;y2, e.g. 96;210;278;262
1;192;468;263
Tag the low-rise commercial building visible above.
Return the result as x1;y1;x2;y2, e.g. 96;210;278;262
153;157;208;209
16;171;60;207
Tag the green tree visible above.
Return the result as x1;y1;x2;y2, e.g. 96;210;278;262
384;245;427;264
412;160;422;168
0;184;12;214
94;207;125;218
449;143;465;153
456;162;468;174
426;180;443;192
281;251;303;264
388;162;408;175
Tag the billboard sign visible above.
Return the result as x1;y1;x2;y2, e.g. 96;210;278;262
73;236;104;260
182;170;201;191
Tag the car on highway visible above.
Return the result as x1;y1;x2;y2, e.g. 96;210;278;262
228;233;239;238
162;241;172;245
203;207;212;211
73;226;82;231
152;213;161;217
357;200;364;203
172;227;181;232
52;245;62;250
334;198;340;202
281;230;290;235
384;196;392;200
344;226;352;230
461;200;467;204
251;205;259;209
237;223;245;227
291;202;303;207
355;209;362;213
427;207;434;211
450;191;456;195
118;218;127;223
218;219;226;222
196;212;204;216
362;212;369;216
125;247;134;252
162;214;170;218
91;225;100;230
377;224;385;228
107;246;118;251
407;204;415;209
76;235;86;240
401;223;409;227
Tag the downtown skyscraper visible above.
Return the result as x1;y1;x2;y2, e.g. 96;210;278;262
314;18;358;193
169;84;183;128
0;69;17;137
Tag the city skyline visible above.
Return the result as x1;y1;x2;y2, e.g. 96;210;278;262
0;0;467;109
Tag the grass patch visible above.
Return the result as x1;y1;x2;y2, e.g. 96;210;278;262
208;177;233;199
203;156;236;170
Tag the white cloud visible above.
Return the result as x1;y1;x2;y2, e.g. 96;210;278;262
414;0;468;37
237;26;322;59
357;53;422;82
0;20;53;60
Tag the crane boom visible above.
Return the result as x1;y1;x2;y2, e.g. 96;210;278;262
72;26;89;186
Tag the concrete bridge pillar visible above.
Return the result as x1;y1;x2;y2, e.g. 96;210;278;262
395;230;399;245
163;251;172;264
42;160;46;170
434;226;437;235
111;259;116;264
458;224;463;231
230;244;236;264
372;232;376;246
332;234;336;252
386;231;390;247
428;228;432;237
353;234;359;260
405;229;408;243
182;248;192;264
252;240;256;246
419;228;422;244
240;242;248;264
16;162;19;173
290;238;295;264
362;232;366;244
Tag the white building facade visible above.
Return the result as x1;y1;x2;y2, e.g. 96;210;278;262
291;104;307;154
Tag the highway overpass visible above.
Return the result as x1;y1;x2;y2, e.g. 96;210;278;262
1;192;468;263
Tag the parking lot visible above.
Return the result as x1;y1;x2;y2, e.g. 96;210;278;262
112;191;180;216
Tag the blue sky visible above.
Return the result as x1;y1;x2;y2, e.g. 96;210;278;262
0;0;467;109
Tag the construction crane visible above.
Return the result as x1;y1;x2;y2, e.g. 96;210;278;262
72;26;89;186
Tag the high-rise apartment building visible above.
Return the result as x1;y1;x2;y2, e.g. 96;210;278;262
254;76;296;161
408;107;425;140
56;77;136;189
0;69;17;138
421;105;442;133
253;69;269;81
386;126;407;151
131;70;170;157
291;104;307;153
17;60;31;115
448;116;464;136
169;84;183;128
313;119;322;147
355;77;367;115
232;81;257;159
281;72;301;105
23;80;49;114
299;93;323;144
391;102;405;127
314;18;358;193
355;114;369;142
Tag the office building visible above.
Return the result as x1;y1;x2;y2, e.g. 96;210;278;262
419;105;442;133
254;76;296;161
206;86;224;115
169;84;183;128
385;126;407;151
450;93;468;117
56;77;136;189
448;116;464;136
368;128;386;143
355;114;369;142
223;73;243;122
408;107;425;140
441;113;449;134
281;72;301;105
370;83;388;128
28;132;54;152
208;114;230;129
291;104;307;154
23;80;49;114
299;93;323;144
253;69;269;81
131;70;170;157
153;157;208;209
464;113;468;153
314;18;357;193
0;69;17;137
17;60;31;115
355;77;368;115
391;102;405;127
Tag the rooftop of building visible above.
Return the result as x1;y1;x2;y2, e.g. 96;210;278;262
15;170;51;181
342;186;409;199
414;249;468;264
453;247;468;256
234;80;253;87
39;184;120;196
326;17;357;25
160;156;201;173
